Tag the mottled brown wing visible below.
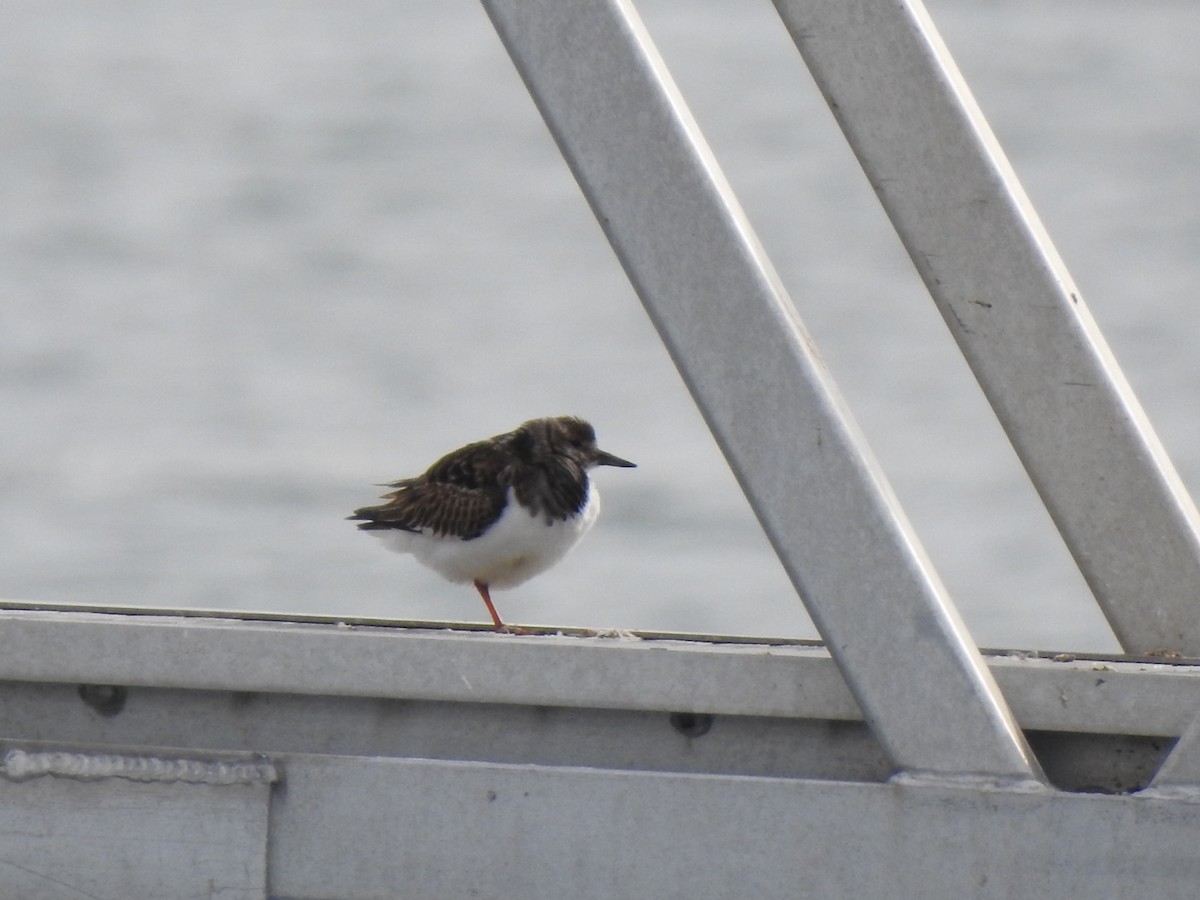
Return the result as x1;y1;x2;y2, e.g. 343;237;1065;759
350;480;507;539
420;435;516;492
349;437;516;540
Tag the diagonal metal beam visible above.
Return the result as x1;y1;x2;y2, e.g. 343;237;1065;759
773;0;1200;655
480;0;1040;781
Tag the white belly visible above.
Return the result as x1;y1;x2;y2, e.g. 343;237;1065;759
371;486;600;590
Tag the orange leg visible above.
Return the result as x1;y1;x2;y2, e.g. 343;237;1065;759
473;580;505;630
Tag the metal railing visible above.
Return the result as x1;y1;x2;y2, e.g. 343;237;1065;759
2;1;1199;897
482;0;1200;782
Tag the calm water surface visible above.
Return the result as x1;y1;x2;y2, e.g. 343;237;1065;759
2;0;1198;650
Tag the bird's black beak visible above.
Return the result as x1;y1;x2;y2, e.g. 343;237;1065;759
595;449;636;468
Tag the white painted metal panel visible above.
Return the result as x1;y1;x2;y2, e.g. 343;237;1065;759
0;750;272;900
268;755;1200;900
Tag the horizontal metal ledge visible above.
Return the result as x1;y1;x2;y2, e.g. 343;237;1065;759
0;605;1197;737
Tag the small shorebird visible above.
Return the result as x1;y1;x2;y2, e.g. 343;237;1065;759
348;416;635;630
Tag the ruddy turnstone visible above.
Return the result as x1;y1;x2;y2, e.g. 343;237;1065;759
348;416;635;630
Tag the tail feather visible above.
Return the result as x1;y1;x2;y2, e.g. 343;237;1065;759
346;508;418;533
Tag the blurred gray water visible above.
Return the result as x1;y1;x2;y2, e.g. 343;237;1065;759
2;0;1197;649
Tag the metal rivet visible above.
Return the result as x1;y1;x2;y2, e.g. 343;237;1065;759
669;711;714;738
78;684;128;718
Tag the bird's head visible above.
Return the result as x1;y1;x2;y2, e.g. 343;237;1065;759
520;416;636;470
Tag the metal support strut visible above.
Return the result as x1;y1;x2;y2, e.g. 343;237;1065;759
482;0;1042;782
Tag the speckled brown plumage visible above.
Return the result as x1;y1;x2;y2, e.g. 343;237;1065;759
348;416;635;630
349;417;623;538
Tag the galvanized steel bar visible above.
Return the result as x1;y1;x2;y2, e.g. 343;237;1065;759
479;0;1038;779
2;608;1200;738
773;0;1200;655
